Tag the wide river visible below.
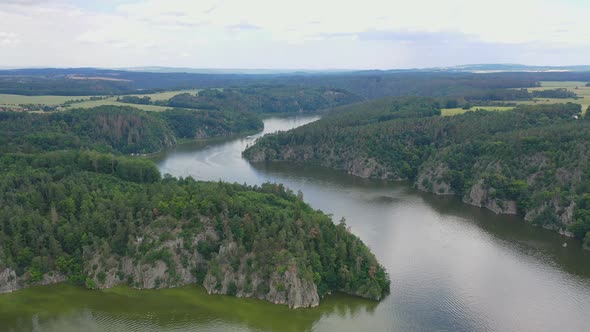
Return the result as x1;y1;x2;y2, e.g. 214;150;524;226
3;115;590;332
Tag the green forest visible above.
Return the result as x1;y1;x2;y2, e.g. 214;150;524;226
0;106;263;154
244;98;590;248
129;86;364;114
3;67;590;308
0;151;389;302
0;104;389;305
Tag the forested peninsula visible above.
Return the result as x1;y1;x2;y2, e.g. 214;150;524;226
0;106;263;154
244;97;590;247
0;105;390;308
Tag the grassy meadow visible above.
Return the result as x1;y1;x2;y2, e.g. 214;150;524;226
514;81;590;114
0;89;202;112
3;82;589;115
441;106;514;116
442;81;590;116
0;94;92;107
65;98;172;112
126;89;200;101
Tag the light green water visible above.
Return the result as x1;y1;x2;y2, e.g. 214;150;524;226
0;284;377;332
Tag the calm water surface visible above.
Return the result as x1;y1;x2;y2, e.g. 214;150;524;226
2;115;590;332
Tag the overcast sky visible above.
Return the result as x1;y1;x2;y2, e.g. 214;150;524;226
1;0;589;69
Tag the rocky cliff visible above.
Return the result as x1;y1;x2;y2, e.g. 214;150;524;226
243;99;590;246
1;207;387;307
0;268;66;294
202;242;320;308
414;157;581;237
0;225;321;308
245;142;583;239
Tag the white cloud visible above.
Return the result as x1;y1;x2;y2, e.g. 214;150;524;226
0;0;588;68
0;31;19;46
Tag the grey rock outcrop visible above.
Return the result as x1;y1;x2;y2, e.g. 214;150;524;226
463;180;518;215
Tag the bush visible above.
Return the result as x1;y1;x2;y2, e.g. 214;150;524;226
85;277;97;289
97;271;107;284
227;281;238;296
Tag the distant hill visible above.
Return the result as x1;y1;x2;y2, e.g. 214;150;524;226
2;66;590;97
433;64;590;73
118;67;356;75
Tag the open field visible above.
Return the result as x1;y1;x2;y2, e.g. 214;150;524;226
515;81;590;114
0;94;92;106
127;89;200;101
538;81;588;88
0;89;199;112
66;98;172;112
441;106;514;116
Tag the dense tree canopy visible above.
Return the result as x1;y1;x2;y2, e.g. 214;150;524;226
531;88;578;99
0;106;176;154
163;86;363;114
0;151;389;300
0;101;389;303
245;98;590;246
0;106;262;154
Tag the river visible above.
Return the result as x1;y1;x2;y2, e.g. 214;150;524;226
2;115;590;332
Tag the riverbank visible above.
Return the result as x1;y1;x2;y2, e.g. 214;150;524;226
242;101;590;247
246;155;582;244
0;283;379;332
4;115;590;331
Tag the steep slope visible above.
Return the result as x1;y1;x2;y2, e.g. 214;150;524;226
165;86;364;114
0;151;390;307
244;98;590;246
0;106;263;154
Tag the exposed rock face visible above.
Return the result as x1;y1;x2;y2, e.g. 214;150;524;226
203;267;320;309
245;149;267;163
463;180;518;215
524;200;576;236
87;228;207;291
344;158;391;180
246;146;393;181
202;242;320;308
98;258;184;290
247;145;316;164
247;141;583;240
416;164;454;195
415;163;519;216
39;271;67;286
195;128;208;139
1;223;324;308
0;268;66;294
267;270;320;308
88;236;321;308
0;269;17;294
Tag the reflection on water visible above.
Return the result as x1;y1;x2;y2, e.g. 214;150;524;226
3;115;590;332
0;284;378;332
248;158;590;331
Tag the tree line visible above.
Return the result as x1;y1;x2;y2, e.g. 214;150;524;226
244;98;590;248
0;106;263;154
0;150;389;300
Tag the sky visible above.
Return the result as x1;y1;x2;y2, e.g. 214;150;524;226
0;0;589;69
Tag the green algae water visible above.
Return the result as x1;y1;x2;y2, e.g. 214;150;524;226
3;116;590;332
0;284;377;332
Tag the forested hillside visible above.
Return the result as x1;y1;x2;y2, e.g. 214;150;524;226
0;103;389;306
114;86;362;114
0;151;389;306
156;86;363;114
160;108;262;139
0;106;262;154
4;68;590;99
244;98;590;247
